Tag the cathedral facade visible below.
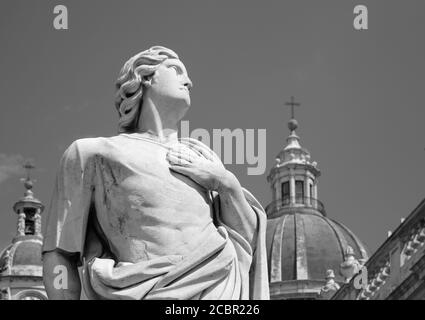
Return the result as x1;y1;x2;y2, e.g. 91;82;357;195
332;198;425;300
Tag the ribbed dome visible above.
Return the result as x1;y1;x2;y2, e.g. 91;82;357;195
266;210;368;283
0;238;43;276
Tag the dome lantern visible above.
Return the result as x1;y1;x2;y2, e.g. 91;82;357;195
266;97;368;299
12;161;44;239
267;96;323;218
0;161;47;300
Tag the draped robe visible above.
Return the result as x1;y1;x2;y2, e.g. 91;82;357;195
42;134;269;300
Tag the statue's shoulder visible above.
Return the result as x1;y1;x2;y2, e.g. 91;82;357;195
64;135;121;161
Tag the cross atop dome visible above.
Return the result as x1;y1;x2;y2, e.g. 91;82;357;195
285;96;300;132
21;160;36;191
23;160;35;179
285;96;300;120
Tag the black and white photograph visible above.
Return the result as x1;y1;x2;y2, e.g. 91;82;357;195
0;0;424;309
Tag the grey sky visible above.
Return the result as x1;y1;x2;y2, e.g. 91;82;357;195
0;0;424;255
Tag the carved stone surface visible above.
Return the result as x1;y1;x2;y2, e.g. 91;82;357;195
0;288;10;300
0;249;10;273
340;246;362;282
34;213;42;236
319;269;341;300
17;213;25;236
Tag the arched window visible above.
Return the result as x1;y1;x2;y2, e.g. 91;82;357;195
295;181;304;203
15;290;47;300
24;208;36;235
281;181;290;204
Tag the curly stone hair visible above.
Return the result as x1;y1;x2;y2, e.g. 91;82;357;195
115;46;179;133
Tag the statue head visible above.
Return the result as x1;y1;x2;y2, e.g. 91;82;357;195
115;46;193;133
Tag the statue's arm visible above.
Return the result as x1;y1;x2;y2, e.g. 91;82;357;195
42;250;81;300
41;139;97;300
217;170;258;248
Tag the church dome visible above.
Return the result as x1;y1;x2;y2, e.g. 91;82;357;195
0;238;43;276
265;102;369;299
266;208;369;284
0;166;47;300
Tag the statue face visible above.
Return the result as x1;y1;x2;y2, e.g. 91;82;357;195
147;58;193;111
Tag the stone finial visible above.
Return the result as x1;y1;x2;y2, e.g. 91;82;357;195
340;246;362;283
326;269;336;279
288;119;298;132
345;246;355;257
319;269;340;300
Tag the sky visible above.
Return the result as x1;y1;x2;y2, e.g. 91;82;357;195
0;0;424;256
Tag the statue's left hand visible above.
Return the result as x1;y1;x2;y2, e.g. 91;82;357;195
167;138;232;191
170;139;258;247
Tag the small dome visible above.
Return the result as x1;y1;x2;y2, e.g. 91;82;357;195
266;210;368;284
0;238;43;276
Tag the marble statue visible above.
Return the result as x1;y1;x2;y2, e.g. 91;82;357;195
42;46;269;300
